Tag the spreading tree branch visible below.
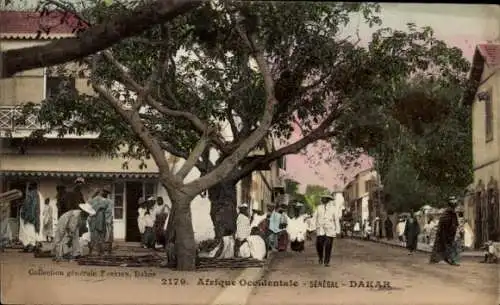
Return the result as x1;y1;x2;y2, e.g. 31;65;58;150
175;135;210;179
1;0;204;78
182;20;278;194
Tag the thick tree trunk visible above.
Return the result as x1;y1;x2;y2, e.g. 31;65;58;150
164;190;197;271
208;179;237;238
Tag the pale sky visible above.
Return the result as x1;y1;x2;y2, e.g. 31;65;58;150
285;3;500;191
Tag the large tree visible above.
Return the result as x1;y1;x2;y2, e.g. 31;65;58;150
15;2;472;269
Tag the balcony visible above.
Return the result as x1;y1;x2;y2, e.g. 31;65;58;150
0;106;99;139
0;106;40;130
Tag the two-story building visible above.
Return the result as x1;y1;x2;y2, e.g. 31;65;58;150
0;11;285;242
466;42;500;248
343;168;379;223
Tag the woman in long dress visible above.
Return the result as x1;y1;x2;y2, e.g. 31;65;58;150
429;197;460;265
289;202;307;252
277;204;289;252
19;182;43;252
404;214;420;254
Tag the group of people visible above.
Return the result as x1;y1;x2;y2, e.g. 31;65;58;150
194;193;342;267
137;196;169;249
3;178;117;261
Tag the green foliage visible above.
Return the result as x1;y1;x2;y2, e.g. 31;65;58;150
15;2;473;215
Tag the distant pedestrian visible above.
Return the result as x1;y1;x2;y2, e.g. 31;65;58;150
42;198;54;242
277;203;289;252
137;198;146;248
384;217;393;240
397;218;406;246
314;194;337;267
143;207;156;249
373;217;382;239
289;202;307;252
362;219;372;240
235;203;251;256
429;196;460;266
404;213;420;255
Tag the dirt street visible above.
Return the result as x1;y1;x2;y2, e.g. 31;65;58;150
246;238;499;305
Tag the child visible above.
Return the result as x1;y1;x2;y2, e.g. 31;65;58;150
142;207;156;249
42;198;54;242
137;198;146;247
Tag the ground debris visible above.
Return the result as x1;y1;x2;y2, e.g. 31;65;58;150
76;255;264;269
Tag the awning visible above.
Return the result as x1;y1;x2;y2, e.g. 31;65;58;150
0;170;160;179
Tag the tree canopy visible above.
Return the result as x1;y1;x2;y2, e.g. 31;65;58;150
13;1;474;268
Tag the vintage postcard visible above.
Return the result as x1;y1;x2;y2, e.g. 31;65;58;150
0;1;499;305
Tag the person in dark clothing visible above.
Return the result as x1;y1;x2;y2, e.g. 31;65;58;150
430;196;460;266
60;178;86;215
404;213;420;254
55;185;67;218
384;217;394;240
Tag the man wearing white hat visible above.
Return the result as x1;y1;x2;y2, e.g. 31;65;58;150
235;203;251;256
52;203;96;261
314;194;338;267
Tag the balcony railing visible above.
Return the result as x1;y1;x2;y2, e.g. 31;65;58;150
0;106;40;130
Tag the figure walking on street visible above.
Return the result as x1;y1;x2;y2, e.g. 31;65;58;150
289;202;307;252
429;196;460;266
397;217;406;246
314;194;337;267
19;182;43;252
404;213;420;255
384;217;394;240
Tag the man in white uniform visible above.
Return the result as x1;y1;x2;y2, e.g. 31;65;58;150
235;203;251;256
314;194;337;267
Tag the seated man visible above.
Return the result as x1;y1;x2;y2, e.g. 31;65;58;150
482;241;499;264
238;227;267;260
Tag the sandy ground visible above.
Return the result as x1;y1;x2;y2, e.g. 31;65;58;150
0;247;246;305
246;238;499;305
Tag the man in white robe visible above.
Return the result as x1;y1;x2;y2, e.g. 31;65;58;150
235;203;251;256
239;227;267;260
52;203;96;261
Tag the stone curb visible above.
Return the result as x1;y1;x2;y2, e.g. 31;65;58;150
350;236;483;258
209;252;275;305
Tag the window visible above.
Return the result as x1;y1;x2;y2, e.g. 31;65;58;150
45;75;76;99
144;182;157;200
113;182;125;219
485;89;493;142
277;156;287;170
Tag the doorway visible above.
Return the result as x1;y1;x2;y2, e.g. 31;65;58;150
125;181;143;242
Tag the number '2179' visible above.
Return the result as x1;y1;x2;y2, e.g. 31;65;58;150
161;278;187;286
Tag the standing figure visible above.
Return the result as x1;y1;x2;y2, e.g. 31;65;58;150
0;199;12;251
143;206;156;249
429;196;460;266
60;178;86;216
19;182;43;252
305;213;315;240
363;218;372;240
235;203;251;256
153;197;169;249
384;217;393;240
374;217;383;239
268;205;282;251
277;203;289;252
88;188;114;256
52;203;95;261
42;198;54;242
314;194;337;267
137;198;147;248
397;217;406;246
404;213;420;255
289;202;307;252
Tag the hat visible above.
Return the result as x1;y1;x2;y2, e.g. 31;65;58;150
75;177;85;184
101;186;111;194
147;196;155;201
448;196;458;203
239;203;248;208
320;194;335;200
295;202;304;207
79;203;96;216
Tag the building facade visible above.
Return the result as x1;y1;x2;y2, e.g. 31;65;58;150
0;11;284;242
343;168;379;223
467;42;500;248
